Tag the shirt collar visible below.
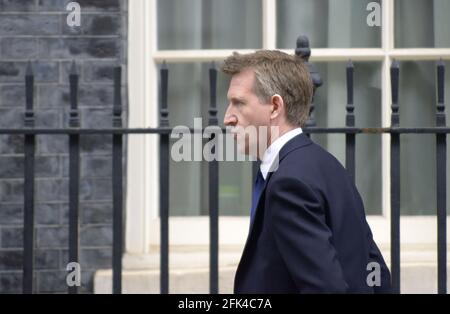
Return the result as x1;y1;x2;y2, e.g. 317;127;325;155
260;127;303;180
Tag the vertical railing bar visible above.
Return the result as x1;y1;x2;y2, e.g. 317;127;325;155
208;62;219;294
68;61;80;294
112;66;123;294
159;62;170;294
436;60;446;294
23;61;35;294
390;59;401;294
295;36;323;138
346;60;356;183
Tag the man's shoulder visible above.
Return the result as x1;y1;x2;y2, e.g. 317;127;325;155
282;137;344;170
269;137;349;185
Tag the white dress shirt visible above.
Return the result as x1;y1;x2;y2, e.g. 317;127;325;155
260;127;303;180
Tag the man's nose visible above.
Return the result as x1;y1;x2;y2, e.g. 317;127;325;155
223;105;237;126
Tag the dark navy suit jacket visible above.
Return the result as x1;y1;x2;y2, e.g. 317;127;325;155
234;133;391;293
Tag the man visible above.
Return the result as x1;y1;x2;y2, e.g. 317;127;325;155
222;50;391;293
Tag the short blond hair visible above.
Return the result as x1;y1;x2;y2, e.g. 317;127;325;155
221;50;313;127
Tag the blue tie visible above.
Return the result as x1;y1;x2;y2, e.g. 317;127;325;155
250;170;265;224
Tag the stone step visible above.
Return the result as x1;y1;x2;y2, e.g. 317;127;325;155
94;246;450;294
94;264;450;294
95;267;236;294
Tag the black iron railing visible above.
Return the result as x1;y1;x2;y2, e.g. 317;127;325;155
0;36;447;294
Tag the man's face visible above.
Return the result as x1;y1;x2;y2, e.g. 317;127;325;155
224;68;273;157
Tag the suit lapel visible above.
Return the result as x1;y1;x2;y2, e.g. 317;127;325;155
234;133;314;286
247;133;312;233
234;172;272;289
247;133;312;232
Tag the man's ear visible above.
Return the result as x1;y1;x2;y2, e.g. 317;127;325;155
270;94;284;120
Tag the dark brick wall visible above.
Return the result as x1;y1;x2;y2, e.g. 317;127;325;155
0;0;128;293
